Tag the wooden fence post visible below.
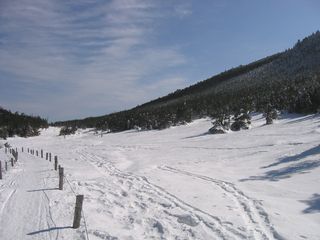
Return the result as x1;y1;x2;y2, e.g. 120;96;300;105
28;148;29;153
15;151;18;162
54;156;58;170
41;149;43;158
36;150;38;157
5;162;7;171
46;153;48;160
0;161;2;180
59;167;64;190
12;150;16;162
11;158;14;167
22;147;24;152
73;195;84;229
49;153;52;162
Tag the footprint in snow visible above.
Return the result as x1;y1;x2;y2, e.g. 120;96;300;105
176;214;199;227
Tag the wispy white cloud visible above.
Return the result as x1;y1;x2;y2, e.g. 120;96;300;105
0;0;191;120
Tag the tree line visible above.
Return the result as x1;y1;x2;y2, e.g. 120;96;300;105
0;108;48;139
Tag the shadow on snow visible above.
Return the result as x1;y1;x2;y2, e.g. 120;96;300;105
27;226;73;235
240;160;320;182
27;187;58;192
262;145;320;169
300;194;320;214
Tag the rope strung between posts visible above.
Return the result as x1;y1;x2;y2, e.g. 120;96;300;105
64;175;90;240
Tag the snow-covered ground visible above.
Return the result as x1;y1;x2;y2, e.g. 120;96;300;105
0;113;319;240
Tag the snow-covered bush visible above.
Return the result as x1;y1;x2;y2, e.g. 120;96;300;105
59;126;77;136
230;110;251;131
265;109;279;125
209;114;230;134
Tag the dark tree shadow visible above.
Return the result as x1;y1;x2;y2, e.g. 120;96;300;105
27;226;72;235
27;187;58;192
240;160;320;182
300;194;320;214
183;132;210;139
262;145;320;169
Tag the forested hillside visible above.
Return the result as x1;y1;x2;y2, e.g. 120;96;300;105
54;31;320;132
0;107;48;139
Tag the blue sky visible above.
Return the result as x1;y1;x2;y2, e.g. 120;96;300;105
0;0;319;121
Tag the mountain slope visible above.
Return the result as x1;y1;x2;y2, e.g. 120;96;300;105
54;31;320;131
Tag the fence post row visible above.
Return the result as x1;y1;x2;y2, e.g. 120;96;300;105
73;195;84;229
2;147;87;234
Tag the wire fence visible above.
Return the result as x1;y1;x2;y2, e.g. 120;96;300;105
2;146;90;240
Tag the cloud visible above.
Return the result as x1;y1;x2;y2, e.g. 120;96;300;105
174;3;193;18
0;0;190;121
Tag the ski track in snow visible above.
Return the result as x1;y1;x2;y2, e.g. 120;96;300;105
73;148;280;240
158;165;283;240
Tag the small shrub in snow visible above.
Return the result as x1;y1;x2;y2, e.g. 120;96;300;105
230;110;251;131
59;126;77;136
265;109;278;125
209;114;230;134
209;125;227;134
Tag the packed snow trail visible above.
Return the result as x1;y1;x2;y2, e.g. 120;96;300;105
0;151;65;240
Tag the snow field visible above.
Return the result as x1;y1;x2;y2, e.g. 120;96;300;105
0;113;319;239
